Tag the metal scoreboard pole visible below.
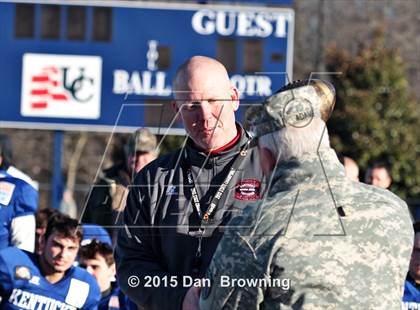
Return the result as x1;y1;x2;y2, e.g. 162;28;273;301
52;131;64;210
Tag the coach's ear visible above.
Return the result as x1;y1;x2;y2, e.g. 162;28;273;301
259;147;276;176
230;86;240;111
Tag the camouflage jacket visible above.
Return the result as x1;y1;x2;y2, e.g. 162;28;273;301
200;148;413;310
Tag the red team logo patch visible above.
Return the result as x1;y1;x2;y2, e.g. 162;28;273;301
235;179;261;200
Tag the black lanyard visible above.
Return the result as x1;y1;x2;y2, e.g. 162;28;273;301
182;140;251;272
183;140;250;226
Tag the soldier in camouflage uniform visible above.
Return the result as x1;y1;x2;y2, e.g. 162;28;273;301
199;80;414;309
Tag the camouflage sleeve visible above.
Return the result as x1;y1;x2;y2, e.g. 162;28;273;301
199;214;266;310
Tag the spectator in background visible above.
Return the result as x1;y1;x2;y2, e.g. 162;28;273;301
365;160;392;189
0;213;100;309
402;223;420;309
82;128;158;241
35;207;60;254
0;133;38;190
79;240;136;310
125;128;159;176
338;154;359;182
82;223;113;246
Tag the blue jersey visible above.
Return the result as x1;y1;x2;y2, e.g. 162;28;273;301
0;171;38;249
98;283;138;310
0;247;101;309
403;275;420;310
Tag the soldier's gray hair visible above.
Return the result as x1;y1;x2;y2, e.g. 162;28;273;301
258;118;330;162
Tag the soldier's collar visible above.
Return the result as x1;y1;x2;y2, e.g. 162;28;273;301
267;148;344;195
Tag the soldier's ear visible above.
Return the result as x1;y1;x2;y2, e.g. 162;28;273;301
259;147;276;176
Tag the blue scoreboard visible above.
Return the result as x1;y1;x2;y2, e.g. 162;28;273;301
0;0;294;134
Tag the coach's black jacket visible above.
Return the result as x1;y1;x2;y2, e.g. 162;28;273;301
115;124;264;310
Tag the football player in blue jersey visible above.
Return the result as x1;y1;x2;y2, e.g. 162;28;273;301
79;239;136;310
0;170;38;252
0;213;101;309
1;136;38;252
